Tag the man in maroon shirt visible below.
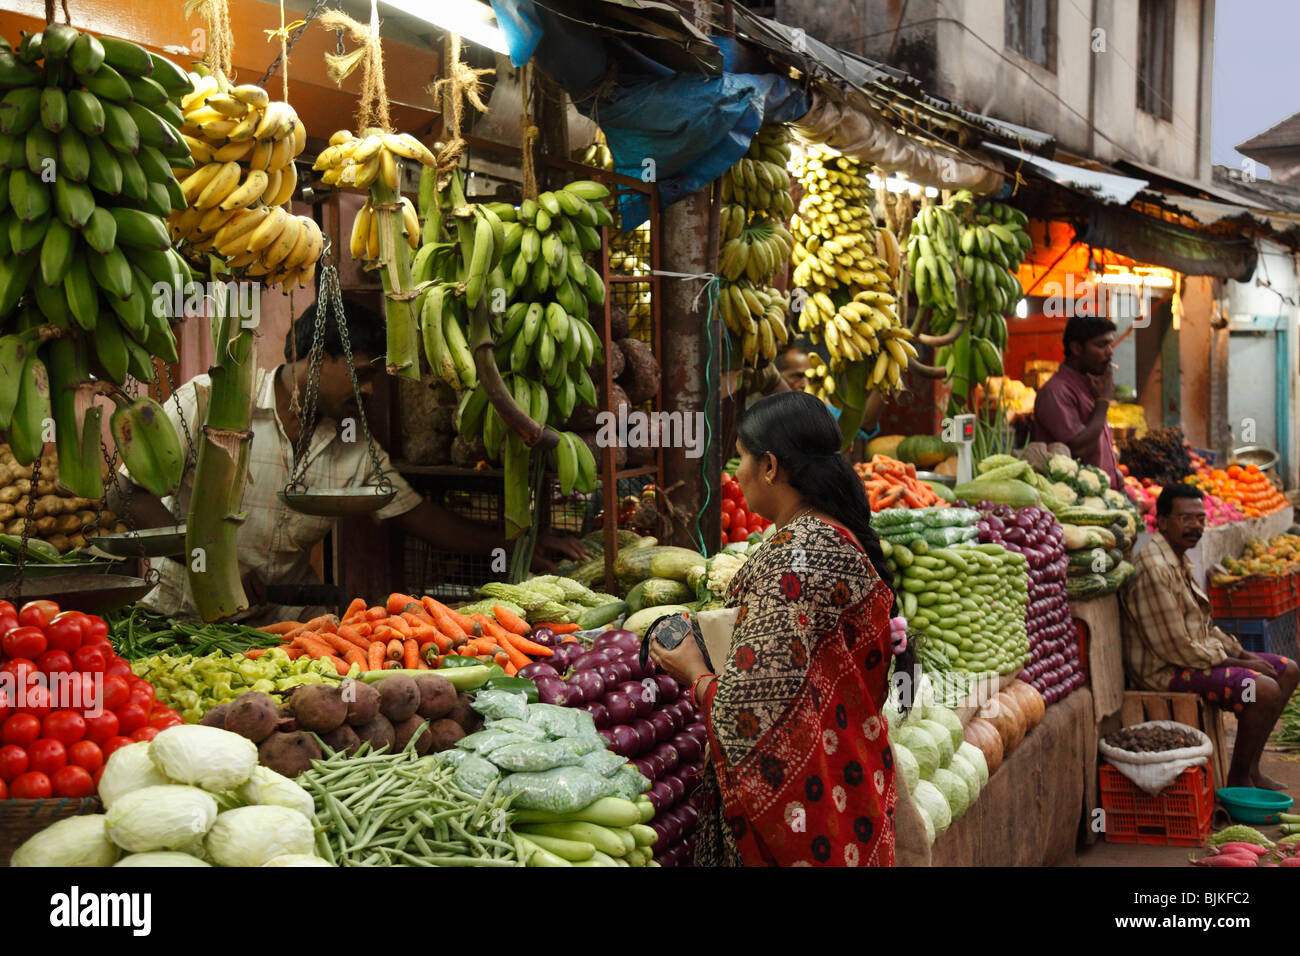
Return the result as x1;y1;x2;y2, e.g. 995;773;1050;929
1033;315;1122;489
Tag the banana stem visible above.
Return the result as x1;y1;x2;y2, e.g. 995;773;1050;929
918;315;970;348
907;356;949;379
186;275;256;622
468;300;559;455
369;180;421;380
834;360;871;452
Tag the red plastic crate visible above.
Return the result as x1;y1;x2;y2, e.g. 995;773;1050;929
1100;763;1213;846
1209;574;1297;618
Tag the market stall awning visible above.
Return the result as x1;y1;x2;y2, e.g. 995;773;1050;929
983;143;1149;204
1077;203;1259;282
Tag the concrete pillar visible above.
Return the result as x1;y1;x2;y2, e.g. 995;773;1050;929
660;190;722;551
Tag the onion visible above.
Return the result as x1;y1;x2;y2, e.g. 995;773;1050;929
671;731;702;763
584;701;610;730
650;780;674;810
534;677;574;706
645;752;667;778
619;683;653;718
573;649;611;671
603;692;636;725
528;627;557;648
631;718;656;753
608;724;639;757
663;774;686;805
649;709;677;743
685;721;708;743
568;668;606;703
599;728;615;746
675;800;700;828
518;662;559;681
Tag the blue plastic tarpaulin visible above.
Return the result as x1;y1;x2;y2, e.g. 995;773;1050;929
487;0;809;209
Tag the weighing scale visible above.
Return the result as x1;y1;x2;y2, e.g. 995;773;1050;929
951;413;977;485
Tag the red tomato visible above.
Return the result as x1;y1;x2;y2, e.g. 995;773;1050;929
72;645;107;674
105;657;133;679
729;526;749;543
2;626;46;660
83;616;109;645
0;600;15;618
71;672;99;711
720;511;731;531
0;744;28;781
18;601;58;629
27;738;67;775
101;735;134;760
9;771;51;799
0;614;18;639
42;710;86;745
1;658;37;686
128;681;155;707
0;687;10;725
43;617;83;654
2;713;40;747
51;764;94;798
100;675;130;712
35;649;73;675
114;702;148;734
720;498;737;515
22;683;50;719
130;726;160;742
91;765;103;789
84;711;119;744
0;778;6;799
68;740;103;775
148;712;182;731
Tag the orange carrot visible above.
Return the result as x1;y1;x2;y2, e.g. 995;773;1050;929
401;610;434;629
503;632;554;658
492;650;510;669
343;597;367;620
294;635;338;660
386;638;405;661
258;621;301;635
503;660;519;677
367;606;388;621
284;648;305;660
387;592;420;616
423;596;473;639
371;625;394;643
317;631;362;657
353;622;374;639
367;642;385;672
495;632;532;670
343;647;367;671
326;655;349;676
303;614;339;634
426;632;453;653
470;613;511;642
534;622;580;634
561;634;579;644
408;625;441;645
384;615;413;638
403;638;420;670
337;624;371;650
465;637;500;656
244;648;269;658
491;605;530;636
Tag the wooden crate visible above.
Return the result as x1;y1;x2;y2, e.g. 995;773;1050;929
1119;691;1229;791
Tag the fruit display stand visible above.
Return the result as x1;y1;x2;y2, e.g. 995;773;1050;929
1132;505;1294;593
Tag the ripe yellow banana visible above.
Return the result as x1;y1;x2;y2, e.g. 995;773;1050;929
193;162;242;209
349;201;372;259
218;169;270;211
246;206;289;253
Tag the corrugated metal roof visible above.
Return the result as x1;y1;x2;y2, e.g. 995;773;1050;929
1237;111;1300;154
982;142;1149;204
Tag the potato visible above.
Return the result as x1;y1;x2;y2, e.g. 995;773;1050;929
446;692;482;733
33;516;55;535
392;716;434;755
318;723;361;757
68;533;88;548
351;716;395;753
414;674;457;720
0;486;19;505
200;702;233;728
427;718;466;752
45;533;69;553
74;510;96;524
53;514;81;534
343;679;381;726
290;684;348;733
99;509;116;524
258;731;322;777
224;691;279;742
0;504;13;522
375;674;420;722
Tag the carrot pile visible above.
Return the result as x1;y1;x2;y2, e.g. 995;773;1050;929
253;593;565;677
854;455;949;512
1186;464;1289;518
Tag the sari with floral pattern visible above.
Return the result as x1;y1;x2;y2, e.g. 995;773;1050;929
692;516;897;867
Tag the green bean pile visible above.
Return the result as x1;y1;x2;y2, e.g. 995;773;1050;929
1278;692;1300;749
107;606;282;660
299;740;525;867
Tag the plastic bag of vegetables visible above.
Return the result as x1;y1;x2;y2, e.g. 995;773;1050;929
499;766;619;814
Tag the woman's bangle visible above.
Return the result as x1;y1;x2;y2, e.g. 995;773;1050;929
691;673;715;709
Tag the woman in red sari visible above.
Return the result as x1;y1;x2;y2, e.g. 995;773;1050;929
650;392;907;866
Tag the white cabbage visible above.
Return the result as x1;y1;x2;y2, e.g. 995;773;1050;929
892;742;920;794
12;814;119;867
955;742;989;786
105;785;218;853
931;767;971;820
236;766;316;820
913;802;936;845
947;753;982;802
97;742;171;809
926;705;965;753
204;805;315;867
913;780;951;833
915;719;955;764
149;725;258;792
262;854;333;867
114;852;211;867
893;726;939;779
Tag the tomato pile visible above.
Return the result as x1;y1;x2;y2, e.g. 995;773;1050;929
0;599;181;801
720;473;772;546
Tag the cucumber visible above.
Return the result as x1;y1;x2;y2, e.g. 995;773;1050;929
358;666;495;690
517;820;629;857
577;600;628;630
520;832;596;861
510;796;644;828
